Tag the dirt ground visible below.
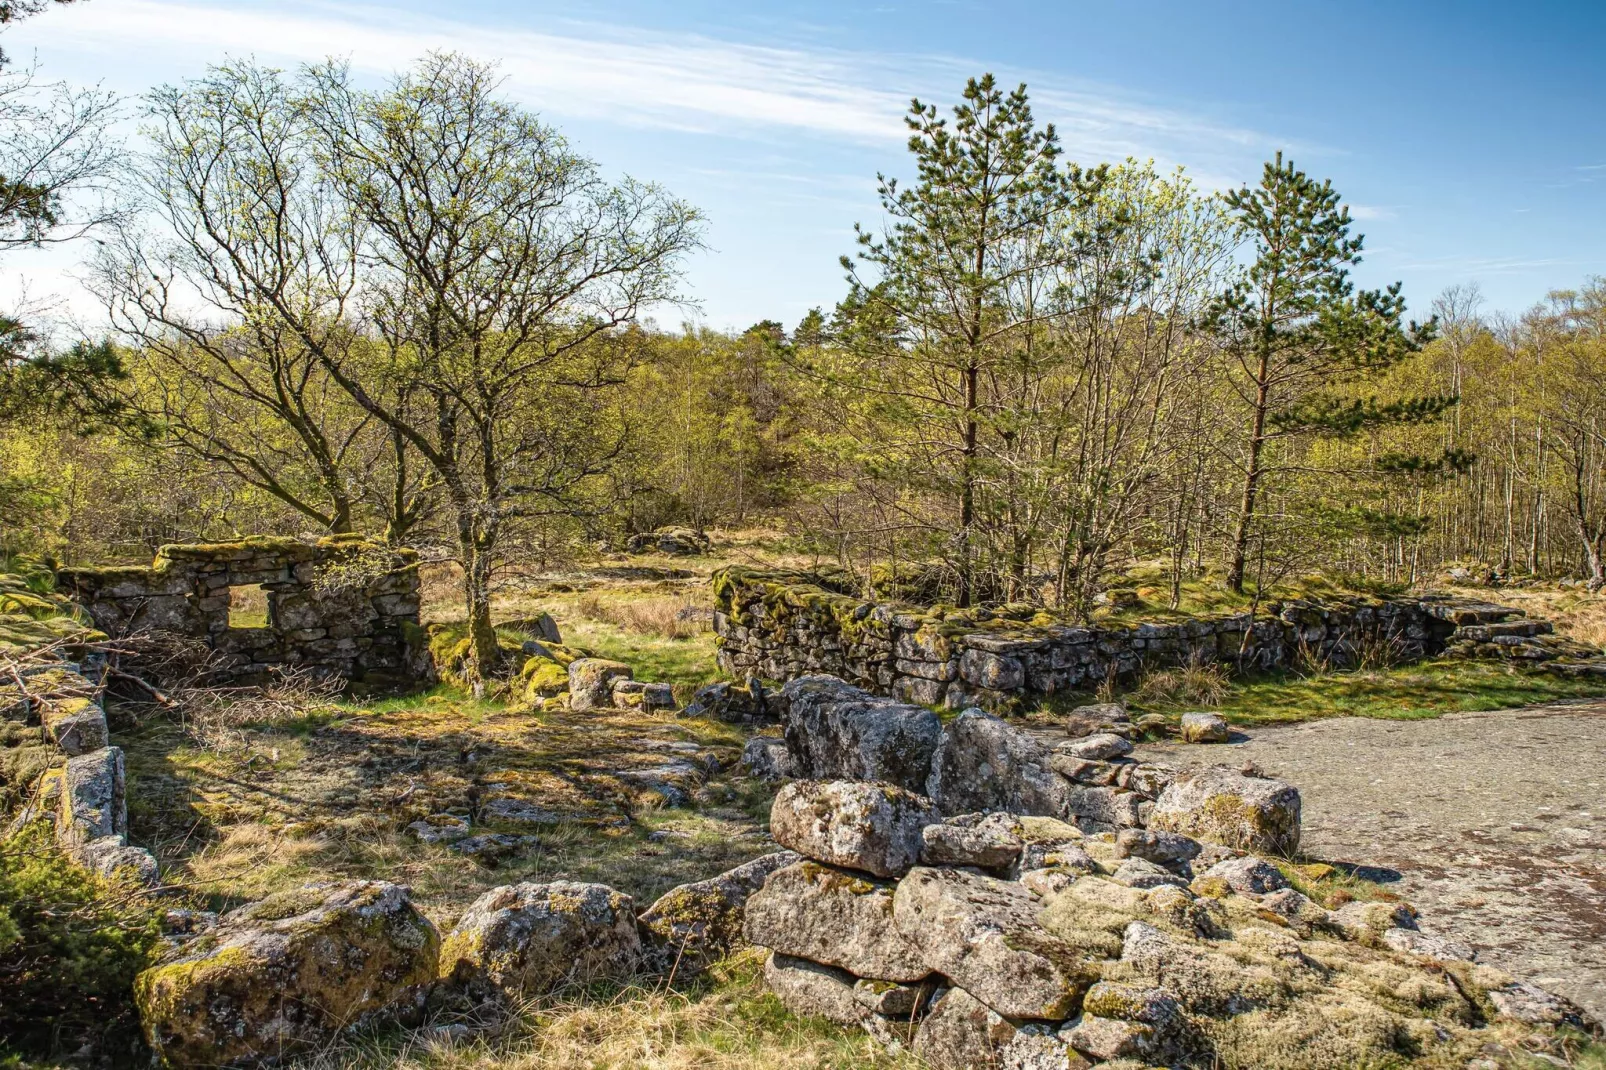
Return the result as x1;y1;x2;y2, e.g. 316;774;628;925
1139;701;1606;1022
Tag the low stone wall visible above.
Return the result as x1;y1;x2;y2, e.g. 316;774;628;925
713;566;1527;710
59;535;429;687
0;563;157;884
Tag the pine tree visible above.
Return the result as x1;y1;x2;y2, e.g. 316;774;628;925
1207;153;1445;593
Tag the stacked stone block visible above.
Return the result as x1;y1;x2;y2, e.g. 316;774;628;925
713;567;1558;710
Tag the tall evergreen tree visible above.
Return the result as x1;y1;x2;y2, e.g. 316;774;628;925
838;74;1099;605
1207;153;1445;593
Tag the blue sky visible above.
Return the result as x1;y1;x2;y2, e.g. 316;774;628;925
4;0;1603;333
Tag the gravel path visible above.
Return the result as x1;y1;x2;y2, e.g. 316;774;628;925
1137;701;1606;1021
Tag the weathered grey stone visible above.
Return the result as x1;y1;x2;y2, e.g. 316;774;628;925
1115;828;1201;866
912;986;1021;1070
1111;857;1189;890
853;975;940;1018
891;866;1089;1019
611;678;675;710
763;952;863;1026
1179;711;1230;743
135;881;439;1069
1056;733;1133;761
61;745;125;846
999;1026;1091;1070
78;837;159;884
638;851;799;975
439;881;641;997
769;779;936;878
1061;1016;1151;1061
1486;981;1580;1025
960;648;1025;691
927;709;1071;820
921;812;1024;869
1381;926;1476;963
568;658;633;711
740;735;796;780
1330;900;1417;941
744;861;929;981
780;676;941;792
1149;765;1301;856
1201;855;1289;896
1061;785;1145;829
41;697;107;756
406;813;471;844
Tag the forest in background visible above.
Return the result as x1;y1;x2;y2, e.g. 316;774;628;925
0;48;1603;678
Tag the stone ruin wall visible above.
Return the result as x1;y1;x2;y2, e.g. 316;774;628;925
57;535;431;688
712;566;1504;710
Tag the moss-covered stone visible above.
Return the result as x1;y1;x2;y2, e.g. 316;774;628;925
134;881;439;1069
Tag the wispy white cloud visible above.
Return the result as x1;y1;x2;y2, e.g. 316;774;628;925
24;0;1286;171
1348;204;1397;222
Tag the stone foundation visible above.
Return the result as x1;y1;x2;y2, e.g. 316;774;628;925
713;566;1534;710
58;535;429;687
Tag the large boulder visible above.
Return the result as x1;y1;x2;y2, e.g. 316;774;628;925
567;659;633;711
779;676;942;792
135;881;439;1069
892;866;1090;1020
637;851;799;975
925;709;1072;819
1148;765;1301;856
769;779;936;878
744;860;929;981
439;881;640;997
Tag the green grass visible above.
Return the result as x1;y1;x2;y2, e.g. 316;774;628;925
1128;659;1606;726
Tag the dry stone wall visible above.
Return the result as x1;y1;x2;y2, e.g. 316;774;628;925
714;566;1540;710
58;535;429;688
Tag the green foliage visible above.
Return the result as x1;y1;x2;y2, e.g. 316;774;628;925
0;822;163;1062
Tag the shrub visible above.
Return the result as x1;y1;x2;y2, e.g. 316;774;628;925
0;822;163;1063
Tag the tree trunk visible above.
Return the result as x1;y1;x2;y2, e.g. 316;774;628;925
957;358;979;607
1227;348;1272;594
455;505;500;698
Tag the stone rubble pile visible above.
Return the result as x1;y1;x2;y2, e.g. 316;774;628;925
741;676;1295;848
745;775;1596;1068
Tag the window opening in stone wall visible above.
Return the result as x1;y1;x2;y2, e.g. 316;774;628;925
228;584;270;629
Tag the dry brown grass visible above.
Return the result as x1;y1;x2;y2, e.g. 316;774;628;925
1132;656;1232;708
573;593;712;641
296;951;913;1070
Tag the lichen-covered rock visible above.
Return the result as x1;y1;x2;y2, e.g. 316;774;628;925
770;779;936;878
1201;855;1289;896
1057;732;1133;761
611;678;675;710
626;526;711;556
683;679;767;723
921;812;1024;869
439;881;640;997
1115;828;1201;867
638;851;799;974
892;866;1090;1019
926;709;1072;819
1149;765;1301;856
1112;857;1189;890
1381;926;1476;963
779;676;941;792
740;735;796;780
763;951;864;1025
912;986;1023;1070
567;659;633;711
744;860;929;981
1179;711;1230;743
135;881;439;1069
40;695;107;755
60;745;126;845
